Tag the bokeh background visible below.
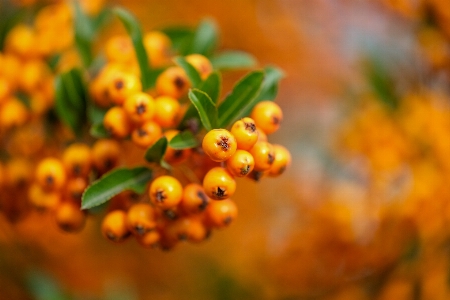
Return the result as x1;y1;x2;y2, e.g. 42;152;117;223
2;0;450;299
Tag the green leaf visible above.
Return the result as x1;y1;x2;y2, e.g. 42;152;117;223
256;66;284;101
365;58;398;110
87;104;108;125
160;26;195;55
81;166;152;210
188;89;218;131
177;71;221;132
113;7;154;90
189;18;218;56
218;71;264;128
210;51;257;70
90;123;110;138
54;69;87;136
73;1;95;67
144;137;168;165
174;56;202;88
0;5;26;51
169;131;199;149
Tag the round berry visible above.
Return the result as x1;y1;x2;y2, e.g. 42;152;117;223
62;143;92;178
156;66;190;99
92;139;121;174
250;101;283;134
226;150;255;177
149;176;183;209
185;54;213;80
126;203;156;236
202;129;237;162
205;199;238;229
153;96;180;128
131;120;162;149
55;201;87;233
180;183;210;214
107;72;142;105
249;141;275;171
267;144;292;176
101;210;131;243
230;117;259;150
103;106;132;138
123;92;155;124
36;158;66;191
203;167;236;200
136;230;161;248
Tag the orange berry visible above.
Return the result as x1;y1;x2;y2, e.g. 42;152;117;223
62;143;92;178
180;183;210;214
230;117;259;150
153;96;180;128
92;139;121;173
131;120;162;149
250;101;283;134
256;127;268;142
126;203;156;236
163;130;192;165
249;141;275;171
202;129;237;162
156;66;190;99
267;144;291;176
55;201;87;233
65;177;88;201
101;210;131;243
203;167;236;200
136;230;161;248
0;98;28;129
4;24;36;58
5;158;32;187
123;92;155;124
165;216;208;243
205;199;238;229
149;176;183;209
105;35;135;64
103;106;132;138
36;158;66;191
107;72;142;105
143;31;172;68
226;150;255;177
28;183;61;210
185;54;213;80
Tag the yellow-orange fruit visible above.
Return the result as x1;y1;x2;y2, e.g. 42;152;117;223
202;129;237;162
250;101;283;134
101;210;131;243
226;150;255;177
203;167;236;200
149;176;183;209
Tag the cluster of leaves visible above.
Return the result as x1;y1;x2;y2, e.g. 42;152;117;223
51;7;283;210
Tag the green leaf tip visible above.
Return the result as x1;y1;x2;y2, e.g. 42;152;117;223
81;166;152;210
188;89;218;131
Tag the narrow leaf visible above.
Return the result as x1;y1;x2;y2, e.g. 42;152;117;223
189;18;218;56
113;7;153;90
160;26;195;55
169;131;199;149
90;123;110;138
188;89;218;131
210;51;257;70
144;137;168;164
218;71;264;128
73;1;94;67
82;166;153;210
54;75;83;136
255;66;284;101
174;56;202;88
177;71;221;132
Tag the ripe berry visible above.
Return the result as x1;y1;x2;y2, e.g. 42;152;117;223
205;199;238;229
126;203;156;236
143;31;172;68
226;150;255;177
36;158;66;191
250;101;283;134
28;183;61;210
123;92;155;124
267;144;292;176
149;176;183;209
165;216;208;243
185;54;213;80
136;230;161;248
0;98;28;129
156;66;190;99
65;177;88;201
202;129;237;162
163;129;192;165
103;106;131;138
92;139;121;174
107;72;142;105
55;201;87;233
101;210;131;243
180;183;210;214
249;141;275;171
105;35;135;64
62;143;92;178
153;96;180;128
230;117;259;150
131;120;162;149
203;167;236;200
